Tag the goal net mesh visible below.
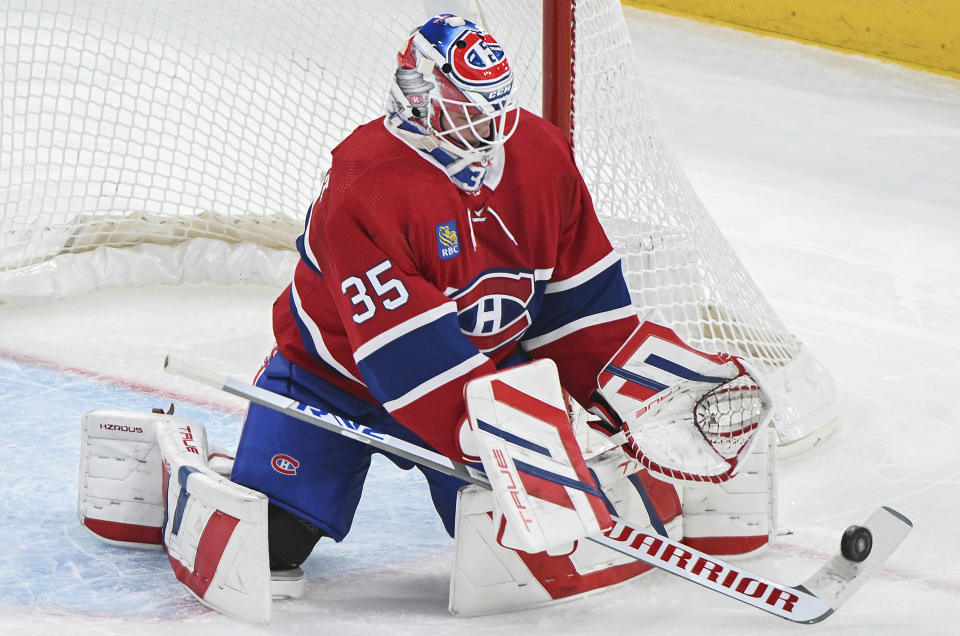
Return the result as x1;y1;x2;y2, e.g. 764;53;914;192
0;0;836;445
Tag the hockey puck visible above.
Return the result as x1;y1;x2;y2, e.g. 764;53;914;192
840;525;873;562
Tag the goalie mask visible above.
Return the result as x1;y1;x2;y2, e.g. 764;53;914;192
386;14;519;192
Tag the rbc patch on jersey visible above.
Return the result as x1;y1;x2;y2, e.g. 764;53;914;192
436;220;461;260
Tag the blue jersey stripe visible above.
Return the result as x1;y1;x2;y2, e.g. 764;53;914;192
357;312;479;403
289;289;327;368
296;233;323;276
288;290;358;382
297;201;324;275
524;261;632;339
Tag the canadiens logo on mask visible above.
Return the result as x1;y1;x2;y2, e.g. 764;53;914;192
445;29;511;90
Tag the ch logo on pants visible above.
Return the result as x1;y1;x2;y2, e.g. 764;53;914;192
271;453;300;475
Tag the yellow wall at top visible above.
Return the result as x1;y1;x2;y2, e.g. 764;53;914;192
623;0;960;78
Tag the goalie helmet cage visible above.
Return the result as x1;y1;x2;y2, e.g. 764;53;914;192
0;0;836;449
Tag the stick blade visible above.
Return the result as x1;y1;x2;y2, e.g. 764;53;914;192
799;506;912;612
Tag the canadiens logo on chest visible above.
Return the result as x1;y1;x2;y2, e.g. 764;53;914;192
450;270;536;353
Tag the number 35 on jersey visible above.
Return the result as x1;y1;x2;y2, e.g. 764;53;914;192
340;259;410;324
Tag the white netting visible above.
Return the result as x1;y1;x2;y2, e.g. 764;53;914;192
0;0;836;446
484;1;796;367
1;0;423;275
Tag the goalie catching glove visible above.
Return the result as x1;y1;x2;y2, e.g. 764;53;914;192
592;318;776;484
458;359;613;554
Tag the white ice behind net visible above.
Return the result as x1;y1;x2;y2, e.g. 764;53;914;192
0;0;836;446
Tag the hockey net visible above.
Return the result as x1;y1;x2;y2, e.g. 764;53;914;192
0;0;836;448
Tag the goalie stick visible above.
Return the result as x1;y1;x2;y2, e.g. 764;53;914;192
163;355;911;624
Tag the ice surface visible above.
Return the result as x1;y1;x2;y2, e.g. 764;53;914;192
1;7;958;635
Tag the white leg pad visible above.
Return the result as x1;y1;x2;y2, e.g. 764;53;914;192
78;410;236;547
157;419;272;624
78;410;168;547
449;472;681;616
681;424;778;558
462;359;612;554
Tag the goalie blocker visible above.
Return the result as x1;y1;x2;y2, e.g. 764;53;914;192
458;359;613;554
450;359;684;615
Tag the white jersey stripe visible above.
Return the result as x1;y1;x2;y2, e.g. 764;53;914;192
443;268;553;297
534;267;555;281
545;251;622;294
353;302;460;362
521;305;638;351
383;353;490;412
302;178;328;273
302;214;322;273
291;280;365;385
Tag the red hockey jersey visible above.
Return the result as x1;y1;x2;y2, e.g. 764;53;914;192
273;109;639;460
